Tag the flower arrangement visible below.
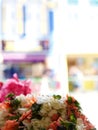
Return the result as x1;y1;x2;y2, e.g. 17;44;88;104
0;74;96;130
0;73;61;102
0;74;32;102
0;93;96;130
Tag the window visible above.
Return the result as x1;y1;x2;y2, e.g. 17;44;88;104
67;0;78;5
17;3;25;36
2;0;17;39
90;0;98;5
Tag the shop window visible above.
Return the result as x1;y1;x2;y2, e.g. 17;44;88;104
1;40;14;51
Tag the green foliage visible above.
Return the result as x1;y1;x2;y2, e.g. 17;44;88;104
31;103;42;120
74;100;82;110
67;96;81;110
67;96;73;103
70;113;76;123
6;93;15;100
60;119;76;130
53;95;61;100
9;113;21;120
10;98;21;111
6;93;21;111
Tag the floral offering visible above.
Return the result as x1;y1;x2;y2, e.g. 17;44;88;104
0;75;96;130
0;93;96;130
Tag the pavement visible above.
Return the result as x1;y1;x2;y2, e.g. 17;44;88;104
70;91;98;129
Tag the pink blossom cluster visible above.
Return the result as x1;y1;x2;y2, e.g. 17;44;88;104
0;73;32;102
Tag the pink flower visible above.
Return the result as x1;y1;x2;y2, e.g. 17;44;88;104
0;82;3;90
0;74;32;102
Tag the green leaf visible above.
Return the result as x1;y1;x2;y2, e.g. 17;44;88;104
74;100;82;110
31;103;42;119
60;120;76;130
70;114;76;123
10;98;21;111
31;103;42;112
53;95;61;100
29;126;34;130
67;96;82;110
40;128;46;130
67;96;73;103
9;113;21;120
6;93;15;100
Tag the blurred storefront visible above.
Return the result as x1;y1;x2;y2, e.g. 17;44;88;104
0;0;57;79
53;0;98;92
1;0;98;94
0;0;66;95
67;54;98;92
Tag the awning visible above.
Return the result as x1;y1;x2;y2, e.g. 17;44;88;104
2;51;48;63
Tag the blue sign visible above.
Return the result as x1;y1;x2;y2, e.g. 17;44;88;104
48;10;54;34
22;4;26;37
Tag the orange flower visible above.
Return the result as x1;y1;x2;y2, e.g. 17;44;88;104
0;102;10;110
1;120;19;130
24;97;36;108
19;110;32;122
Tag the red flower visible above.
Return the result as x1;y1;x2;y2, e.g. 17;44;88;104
1;120;19;130
48;121;58;130
51;114;59;121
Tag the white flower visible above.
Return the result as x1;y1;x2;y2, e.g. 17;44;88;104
31;117;52;129
41;117;51;128
16;94;27;107
31;119;41;129
23;120;32;129
76;118;85;130
18;108;28;114
60;110;66;119
77;118;83;125
50;99;66;110
16;94;34;107
40;102;52;116
36;95;53;104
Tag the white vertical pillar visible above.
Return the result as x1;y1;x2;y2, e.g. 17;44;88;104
0;0;2;40
0;0;4;79
52;0;69;95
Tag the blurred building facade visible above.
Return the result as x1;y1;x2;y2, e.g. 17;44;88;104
0;0;60;65
0;0;98;92
0;0;57;77
0;0;69;95
59;0;98;91
0;0;57;51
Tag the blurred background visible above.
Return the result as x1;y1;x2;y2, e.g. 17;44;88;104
0;0;98;128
